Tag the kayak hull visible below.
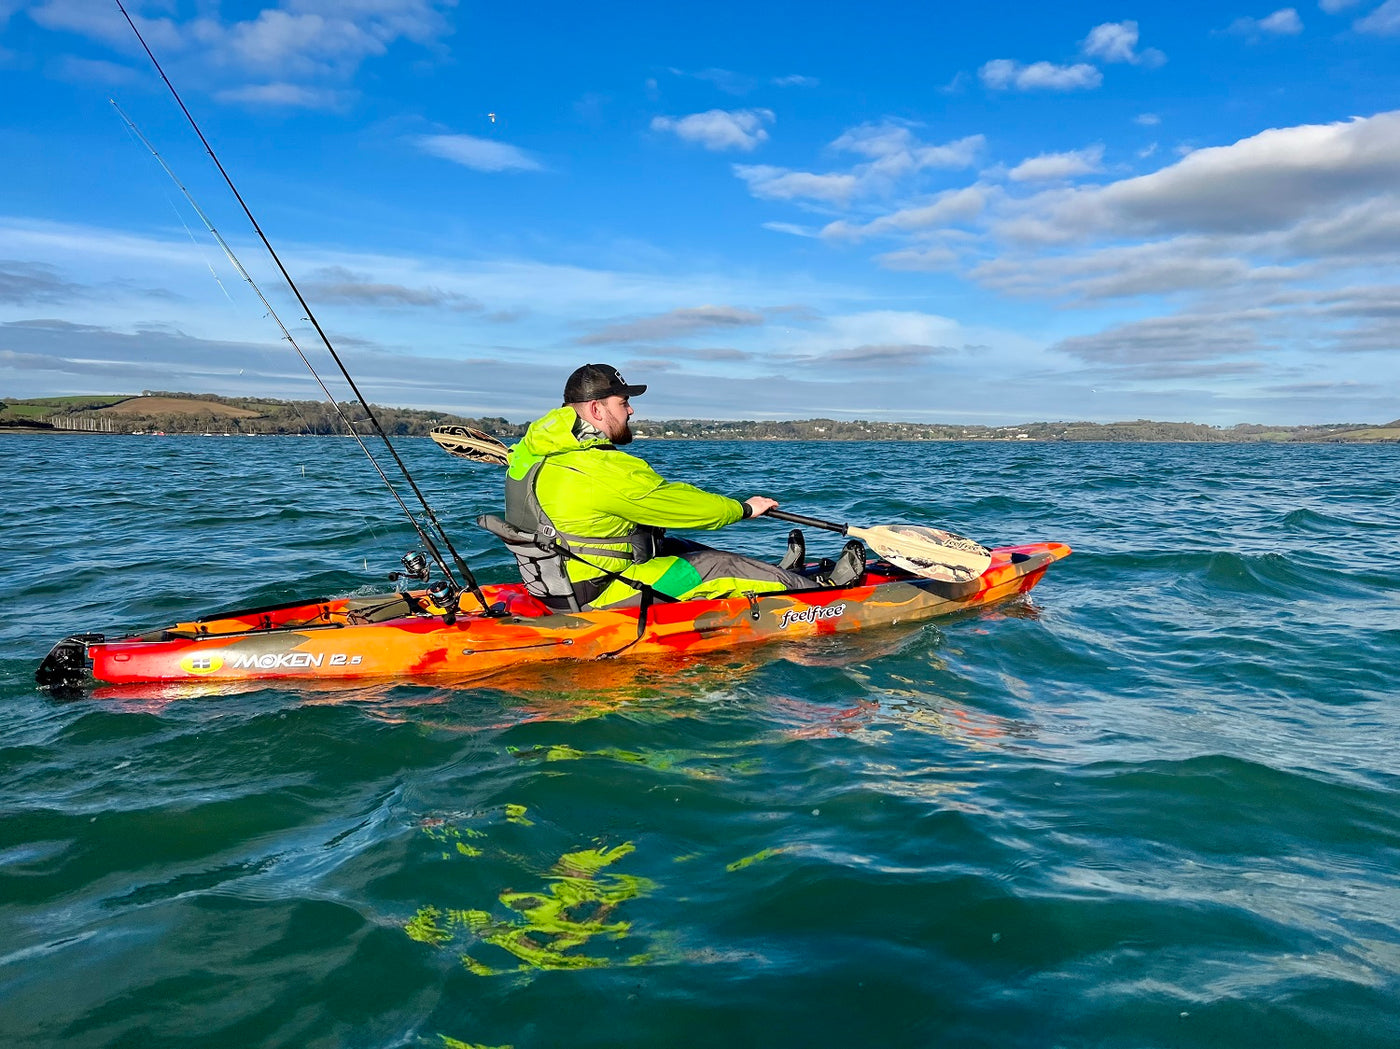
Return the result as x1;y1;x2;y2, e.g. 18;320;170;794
38;543;1070;693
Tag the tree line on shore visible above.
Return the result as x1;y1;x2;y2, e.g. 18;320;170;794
2;392;1396;443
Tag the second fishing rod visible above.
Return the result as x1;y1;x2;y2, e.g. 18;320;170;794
113;0;495;616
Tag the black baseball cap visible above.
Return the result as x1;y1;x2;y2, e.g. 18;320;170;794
563;363;647;403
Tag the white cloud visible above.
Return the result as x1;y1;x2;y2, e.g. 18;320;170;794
226;11;367;73
773;74;818;87
1135;113;1162;126
1261;7;1306;32
810;310;961;355
215;82;352;110
1081;21;1167;66
980;59;1102;91
577;305;766;344
1319;0;1360;10
28;0;183;50
941;71;969;94
1052;311;1268;367
229;0;450;65
1002;111;1400;241
1356;0;1400;34
0;260;85;304
761;221;820;238
1047;284;1400;381
1279;191;1400;256
1008;145;1105;182
815;343;956;367
734;165;861;205
651;109;774;152
28;0;453;96
415;134;544;173
972;239;1263;299
1082;21;1138;61
830;124;984;171
1226;8;1304;36
978;60;1015;88
667;67;756;94
874;246;961;272
304;267;483;311
820;187;988;240
732;125;983;208
52;55;143;85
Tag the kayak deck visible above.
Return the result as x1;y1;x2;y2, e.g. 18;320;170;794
37;542;1070;691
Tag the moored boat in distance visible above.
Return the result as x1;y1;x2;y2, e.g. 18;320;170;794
36;542;1069;695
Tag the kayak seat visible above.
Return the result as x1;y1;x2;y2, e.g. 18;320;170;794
476;513;583;611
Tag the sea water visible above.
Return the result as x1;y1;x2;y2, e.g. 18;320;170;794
1;435;1397;1049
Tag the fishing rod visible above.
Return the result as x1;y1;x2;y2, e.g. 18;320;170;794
113;0;495;615
110;101;458;579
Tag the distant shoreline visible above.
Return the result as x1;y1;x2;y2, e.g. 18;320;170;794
4;428;1397;446
3;392;1398;443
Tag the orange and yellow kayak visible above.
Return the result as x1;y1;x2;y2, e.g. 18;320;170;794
36;542;1070;693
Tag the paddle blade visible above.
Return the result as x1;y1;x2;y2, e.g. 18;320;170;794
430;425;509;465
848;524;992;583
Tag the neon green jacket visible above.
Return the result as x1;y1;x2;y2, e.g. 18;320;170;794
506;406;744;583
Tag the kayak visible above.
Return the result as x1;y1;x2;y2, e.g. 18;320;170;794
36;542;1070;693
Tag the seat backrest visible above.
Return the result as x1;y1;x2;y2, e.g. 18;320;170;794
476;515;578;608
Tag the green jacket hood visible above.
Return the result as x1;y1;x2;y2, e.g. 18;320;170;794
509;406;608;477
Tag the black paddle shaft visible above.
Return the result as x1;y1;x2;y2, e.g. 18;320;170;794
764;508;849;535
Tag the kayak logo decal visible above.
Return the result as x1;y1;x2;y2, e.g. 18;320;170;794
180;654;224;675
226;652;363;670
778;603;847;629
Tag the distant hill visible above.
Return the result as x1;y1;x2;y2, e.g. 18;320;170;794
0;392;519;437
2;393;1397;443
99;395;261;419
1316;425;1400;442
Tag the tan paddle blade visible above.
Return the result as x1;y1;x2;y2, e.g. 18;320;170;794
846;524;992;583
429;425;509;465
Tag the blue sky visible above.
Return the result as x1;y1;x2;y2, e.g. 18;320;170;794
3;1;1400;425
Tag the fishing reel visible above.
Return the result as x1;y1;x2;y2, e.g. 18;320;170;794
390;551;461;624
390;551;431;584
427;579;460;626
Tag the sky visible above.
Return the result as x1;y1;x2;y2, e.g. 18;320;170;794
2;1;1400;426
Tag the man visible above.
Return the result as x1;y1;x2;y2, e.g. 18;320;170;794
496;363;864;611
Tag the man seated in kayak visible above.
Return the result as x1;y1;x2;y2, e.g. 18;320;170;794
493;363;865;611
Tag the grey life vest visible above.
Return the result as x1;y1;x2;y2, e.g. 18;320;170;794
477;450;660;611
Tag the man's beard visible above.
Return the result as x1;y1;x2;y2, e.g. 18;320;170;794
612;420;633;445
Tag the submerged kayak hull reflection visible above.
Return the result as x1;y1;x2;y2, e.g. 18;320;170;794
39;543;1070;692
